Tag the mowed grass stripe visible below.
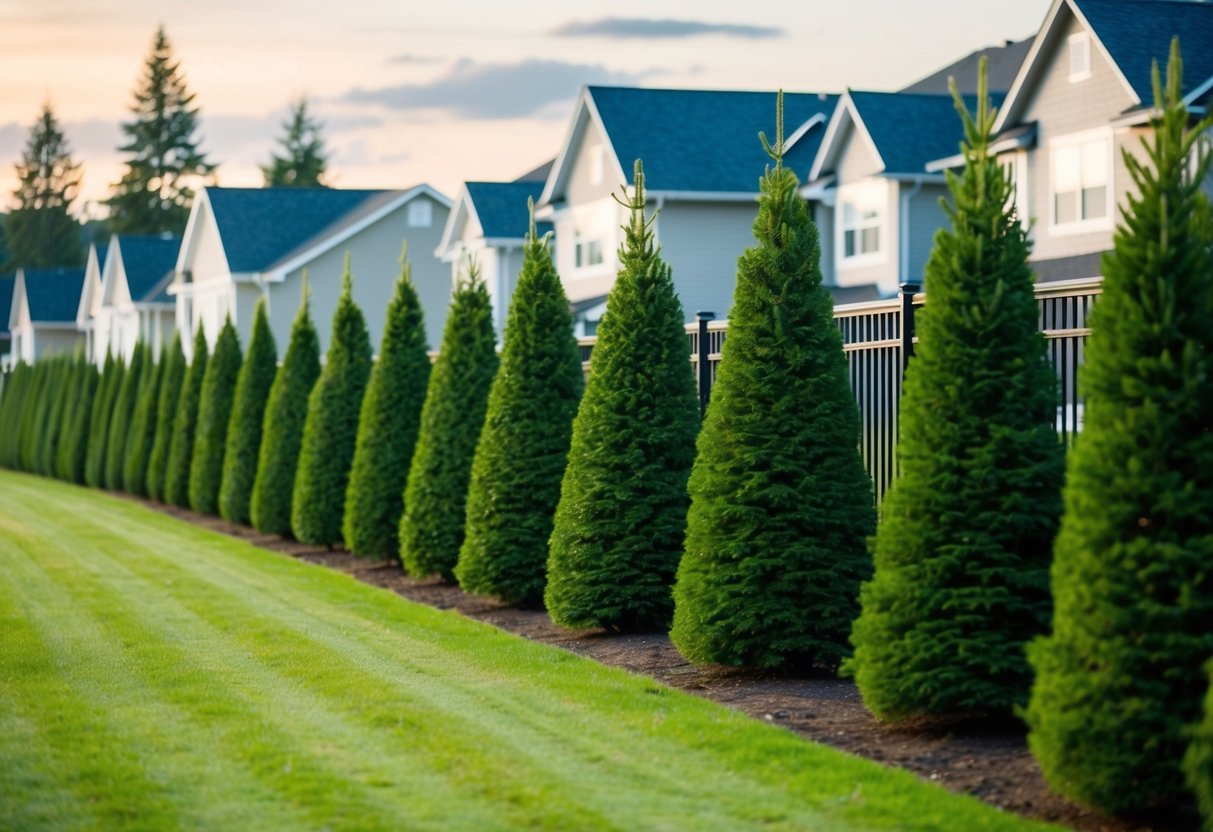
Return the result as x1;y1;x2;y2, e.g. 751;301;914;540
0;472;1054;831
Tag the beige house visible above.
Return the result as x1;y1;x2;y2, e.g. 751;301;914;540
87;235;179;365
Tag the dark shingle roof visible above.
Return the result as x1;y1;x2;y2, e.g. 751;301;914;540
515;159;555;182
205;187;396;273
902;39;1033;95
1075;0;1213;103
0;274;14;337
116;235;180;303
465;182;552;240
589;87;839;191
850;91;1005;175
23;268;85;323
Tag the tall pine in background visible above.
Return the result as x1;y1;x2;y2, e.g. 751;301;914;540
106;26;214;235
291;262;372;546
103;345;146;490
545;161;699;632
123;349;163;495
1026;43;1213;813
219;300;277;524
189;318;242;516
146;334;185;501
251;281;321;535
165;328;209;508
343;247;430;558
456;206;583;605
262;98;328;188
399;266;497;580
4;102;83;270
671;97;875;671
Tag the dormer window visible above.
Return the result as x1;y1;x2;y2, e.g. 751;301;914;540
836;179;888;268
1068;33;1092;82
408;200;433;228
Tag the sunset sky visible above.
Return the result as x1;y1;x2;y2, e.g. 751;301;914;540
0;0;1050;216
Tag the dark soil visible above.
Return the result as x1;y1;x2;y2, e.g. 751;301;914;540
149;499;1197;832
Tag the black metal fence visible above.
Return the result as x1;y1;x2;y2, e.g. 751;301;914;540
576;276;1102;503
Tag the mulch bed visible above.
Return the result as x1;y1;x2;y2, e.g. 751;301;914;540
146;498;1194;832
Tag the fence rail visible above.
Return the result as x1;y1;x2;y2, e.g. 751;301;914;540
576;276;1102;503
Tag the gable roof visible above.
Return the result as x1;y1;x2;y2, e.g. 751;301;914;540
78;243;107;325
21;267;86;324
542;86;838;204
0;274;13;341
114;235;180;303
901;38;1033;95
465;182;551;240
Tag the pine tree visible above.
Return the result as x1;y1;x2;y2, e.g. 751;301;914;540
84;352;120;488
399;266;497;580
0;363;31;467
262;98;328;188
456;207;583;605
106;26;214;236
56;355;98;484
46;355;83;479
165;329;209;508
189;318;242;516
251;282;321;535
122;348;163;495
219;300;278;524
545;162;700;632
1026;43;1213;813
3;103;83;270
36;356;73;476
343;247;431;558
671;98;876;671
104;344;147;490
1187;665;1213;830
291;262;372;545
18;358;52;472
146;334;186;501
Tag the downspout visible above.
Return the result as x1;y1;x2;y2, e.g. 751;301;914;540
899;177;926;286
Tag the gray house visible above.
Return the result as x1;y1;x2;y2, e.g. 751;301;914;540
7;268;86;367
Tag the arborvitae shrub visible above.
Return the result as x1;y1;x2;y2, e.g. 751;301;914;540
0;363;31;467
146;334;185;501
48;355;84;480
56;356;99;484
251;284;321;536
1187;664;1213;830
343;248;431;559
84;352;120;488
456;210;582;605
219;300;278;524
399;267;497;580
21;359;54;472
123;349;163;495
104;344;147;490
545;162;700;632
189;318;242;516
671;101;876;671
291;262;372;546
165;329;209;508
1026;44;1213;813
38;356;73;477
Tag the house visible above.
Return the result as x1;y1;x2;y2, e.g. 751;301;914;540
435;180;552;340
76;243;106;364
535;86;838;332
90;235;179;364
0;273;14;362
170;185;451;359
7;267;86;367
927;0;1213;282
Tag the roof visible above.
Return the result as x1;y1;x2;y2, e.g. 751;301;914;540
0;274;13;338
848;91;1005;175
23;268;85;323
464;182;552;240
115;235;180;303
515;159;555;182
902;39;1034;95
586;86;839;191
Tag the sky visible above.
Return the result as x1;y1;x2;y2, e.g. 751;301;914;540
0;0;1052;217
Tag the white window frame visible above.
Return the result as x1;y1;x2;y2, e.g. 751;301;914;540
1000;150;1030;229
1049;128;1114;236
407;199;433;228
573;230;604;270
1068;32;1092;83
836;179;889;269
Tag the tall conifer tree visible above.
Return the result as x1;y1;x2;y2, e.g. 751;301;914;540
56;355;98;484
219;300;278;524
146;334;185;501
189;318;242;516
262;98;328;188
84;352;120;488
104;344;147;490
165;328;209;508
123;349;163;495
4;103;83;270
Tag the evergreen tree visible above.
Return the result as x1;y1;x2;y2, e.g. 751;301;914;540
219;300;277;524
3;103;83;270
23;357;59;473
399;266;497;580
343;247;431;558
46;355;82;479
671;98;876;671
106;26;214;235
0;363;31;467
165;329;209;508
104;344;147;490
262;98;328;188
146;334;185;501
56;355;98;484
1026;44;1213;813
189;318;242;516
291;262;372;545
251;281;321;535
122;348;163;495
1187;665;1213;831
84;352;120;488
545;162;700;631
456;208;583;605
35;356;72;476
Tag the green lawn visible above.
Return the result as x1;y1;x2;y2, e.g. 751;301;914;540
0;470;1052;831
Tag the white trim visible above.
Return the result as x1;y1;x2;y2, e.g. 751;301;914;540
783;113;827;153
809;93;885;183
835;178;890;270
538;88;628;210
1184;74;1213;107
172;188;225;290
1047;126;1115;236
435;184;480;259
1067;32;1092;83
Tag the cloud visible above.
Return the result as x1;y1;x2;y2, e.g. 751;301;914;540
341;59;653;119
386;53;443;65
551;18;784;40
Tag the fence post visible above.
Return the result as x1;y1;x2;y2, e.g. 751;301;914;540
696;311;715;417
899;282;920;377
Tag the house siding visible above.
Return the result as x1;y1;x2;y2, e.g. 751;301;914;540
656;201;761;322
837;120;884;182
906;183;949;284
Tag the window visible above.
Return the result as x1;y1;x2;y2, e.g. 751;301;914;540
1068;33;1091;82
1001;152;1029;227
408;200;432;228
1051;133;1111;229
574;232;604;269
837;180;887;265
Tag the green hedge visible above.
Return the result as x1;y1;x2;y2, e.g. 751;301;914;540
146;335;186;501
165;329;210;508
219;301;277;525
189;319;242;516
123;348;163;495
